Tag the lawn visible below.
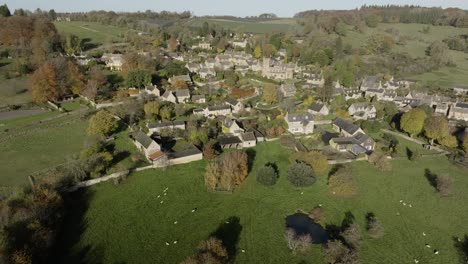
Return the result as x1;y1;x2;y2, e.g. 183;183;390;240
0;58;32;107
0;113;88;187
54;21;129;49
52;141;468;264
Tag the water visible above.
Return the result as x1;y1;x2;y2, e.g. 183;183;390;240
285;213;329;244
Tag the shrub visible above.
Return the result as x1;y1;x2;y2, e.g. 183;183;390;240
256;165;279;186
439;135;458;148
324;240;360;264
341;224;362;250
328;166;358;197
361;120;382;134
308;207;325;224
290;151;330;176
286;162;316;187
366;214;384;239
368;152;392;171
436;175;454;196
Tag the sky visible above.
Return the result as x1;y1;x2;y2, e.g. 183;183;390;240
3;0;468;17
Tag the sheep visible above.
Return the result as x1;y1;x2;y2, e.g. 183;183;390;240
173;240;178;244
165;242;170;246
434;250;439;255
425;244;431;248
174;221;178;225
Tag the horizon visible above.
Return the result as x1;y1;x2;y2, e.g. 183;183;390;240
2;0;468;17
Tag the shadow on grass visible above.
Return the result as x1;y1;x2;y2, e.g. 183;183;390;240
325;211;355;241
49;189;105;264
453;235;468;263
424;168;438;189
245;148;256;173
211;216;242;261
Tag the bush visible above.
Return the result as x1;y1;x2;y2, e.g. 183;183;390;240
328;166;358;197
366;214;384;239
286;162;316;187
361;120;382;134
436;175;454;196
341;224;362;250
290;151;330;176
324;240;360;264
256;165;279;186
308;207;325;224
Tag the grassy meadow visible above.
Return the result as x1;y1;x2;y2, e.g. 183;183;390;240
0;113;88;187
52;141;468;264
189;18;303;34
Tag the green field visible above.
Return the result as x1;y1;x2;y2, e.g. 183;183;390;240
0;113;88;187
53;141;468;264
342;23;468;88
54;21;130;49
0;58;32;107
189;18;303;34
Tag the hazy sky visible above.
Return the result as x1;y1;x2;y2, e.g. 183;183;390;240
3;0;468;17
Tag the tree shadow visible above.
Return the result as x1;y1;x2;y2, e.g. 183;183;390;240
424;168;438;189
341;211;355;230
111;150;131;166
406;147;413;160
210;216;242;261
49;189;105;264
365;212;375;229
328;164;344;179
265;162;279;175
245;148;256;173
453;235;468;263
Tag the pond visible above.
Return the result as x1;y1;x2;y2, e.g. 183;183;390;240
285;213;329;244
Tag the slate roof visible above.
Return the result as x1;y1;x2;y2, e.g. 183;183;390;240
175;89;190;98
333;118;360;135
240;131;256;142
286;113;314;123
361;76;379;88
208;105;231;111
133;131;154;149
162;90;173;99
168;145;202;159
226;97;239;106
454;85;468;90
219;135;242;145
192;95;205;101
309;103;325;112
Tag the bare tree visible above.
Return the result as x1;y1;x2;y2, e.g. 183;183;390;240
284;228;300;254
298;234;312;253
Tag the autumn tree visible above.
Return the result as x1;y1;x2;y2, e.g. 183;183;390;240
87;110;118;137
254;45;262;59
144;101;160;117
122;52;153;77
168;37;178;52
328;165;358;196
439;135;458;148
204;151;248;192
30;57;84;102
284;228;311;254
182;237;228;264
83;66;107;100
262;44;277;58
262;84;278;104
324;240;359;264
424;115;449;145
172;79;189;90
341;224;362;250
436;174;454;196
427;41;452;66
159;105;174;121
366;214;384;239
400;108;427;137
291;151;329;176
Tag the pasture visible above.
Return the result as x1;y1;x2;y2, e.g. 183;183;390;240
189;18;303;34
52;141;468;264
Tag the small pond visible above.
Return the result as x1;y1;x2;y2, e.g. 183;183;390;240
285;213;329;244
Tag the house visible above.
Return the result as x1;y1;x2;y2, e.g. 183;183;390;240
102;53;123;71
148;121;185;134
240;132;257;148
262;58;294;80
365;89;385;100
132;131;165;162
186;63;201;73
306;77;325;87
308;103;329;116
206;105;232;117
205;58;216;68
222;117;244;135
226;98;244;114
167;145;203;165
231;40;248;48
219;135;243;149
175;89;191;103
453;85;468;95
448;102;468;121
344;89;362;100
161;90;177;104
191;95;206;104
199;68;216;79
360;76;382;91
285;112;314;135
353;132;375;151
247;128;265;142
348;103;377;120
168;75;192;85
144;84;161;97
332;118;363;137
329;131;374;155
279;83;296;98
435;103;449;116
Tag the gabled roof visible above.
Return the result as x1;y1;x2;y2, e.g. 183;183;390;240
133;131;154;149
226;97;240;106
286;112;313;123
247;128;264;138
175;89;190;98
162;90;174;99
361;76;379;87
208;105;231;111
168;145;202;159
240;131;256;142
333;118;360;135
219;135;242;145
148;151;165;161
192;95;205;101
309;103;326;112
454;85;468;90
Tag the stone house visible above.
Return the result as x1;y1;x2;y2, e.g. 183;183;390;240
332;118;363;137
102;53;123;71
262;58;294;80
360;76;382;91
219;135;243;149
132;131;165;162
222;117;244;135
365;88;385;100
226;98;244;114
175;89;191;103
144;84;161;97
240;132;257;148
161;90;177;104
454;85;468;95
148;121;186;135
348;103;377;120
191;95;206;104
167;145;203;165
168;75;192;85
199;68;216;79
285;112;314;135
448;102;468;121
308;103;329;116
279;83;296;98
206;105;232;117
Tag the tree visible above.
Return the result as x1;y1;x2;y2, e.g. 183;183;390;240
400;108;427;137
317;76;333;103
126;69;151;88
424;115;449;145
368;152;392;171
48;9;57;21
427;41;452;66
0;4;11;17
182;237;228;264
324;240;359;264
341;224;362;250
159;105;174;121
308;207;325;224
436;174;454;196
204;151;248;191
262;44;277;58
262;84;278;104
143;101;160;117
256;164;279;186
291;151;329;175
286;162;316;187
463;134;468;152
87;111;118;137
328;165;358;196
254;45;262;59
366;214;384;239
284;228;301;253
168;37;178;52
84;66;107;100
172;79;188;90
203;142;216;160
